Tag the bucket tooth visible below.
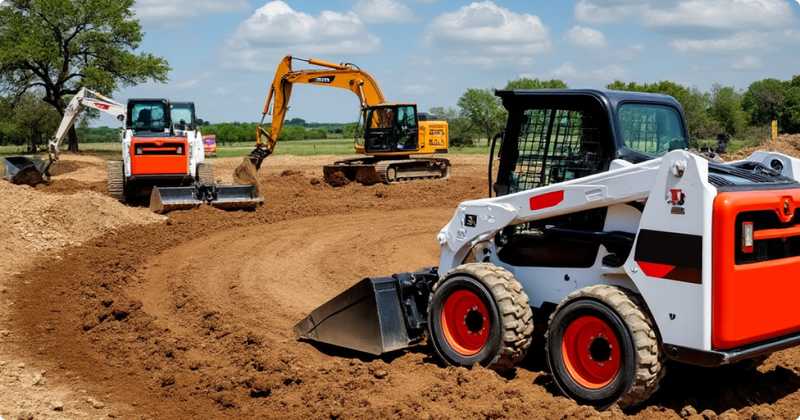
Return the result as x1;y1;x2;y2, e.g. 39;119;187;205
294;276;415;355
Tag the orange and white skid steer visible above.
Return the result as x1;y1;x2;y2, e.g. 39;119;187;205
294;89;800;409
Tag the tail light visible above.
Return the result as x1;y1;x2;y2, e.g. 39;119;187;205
742;222;754;253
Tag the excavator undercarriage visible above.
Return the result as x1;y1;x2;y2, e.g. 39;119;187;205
322;157;451;185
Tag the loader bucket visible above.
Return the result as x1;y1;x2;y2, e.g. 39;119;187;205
2;156;47;186
150;183;263;214
294;276;416;355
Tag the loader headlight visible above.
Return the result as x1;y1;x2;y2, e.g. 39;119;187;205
177;146;184;155
136;147;142;155
742;222;754;253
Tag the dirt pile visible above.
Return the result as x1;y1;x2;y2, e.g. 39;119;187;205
1;153;800;420
728;134;800;160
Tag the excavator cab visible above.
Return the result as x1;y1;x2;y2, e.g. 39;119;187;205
363;104;419;153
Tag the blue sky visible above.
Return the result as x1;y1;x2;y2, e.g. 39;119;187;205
97;0;800;126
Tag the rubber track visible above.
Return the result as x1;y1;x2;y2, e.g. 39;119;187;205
432;263;534;371
107;161;125;202
376;159;451;184
196;163;215;184
548;285;666;409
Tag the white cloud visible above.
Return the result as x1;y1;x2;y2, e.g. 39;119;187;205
134;0;250;27
565;26;607;49
671;31;770;52
551;63;579;78
221;1;380;72
550;62;631;84
574;0;647;25
575;0;795;29
731;56;763;70
423;1;550;67
353;0;415;24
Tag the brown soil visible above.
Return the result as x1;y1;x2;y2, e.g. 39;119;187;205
2;150;800;420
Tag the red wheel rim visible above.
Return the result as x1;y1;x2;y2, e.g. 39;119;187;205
441;289;489;356
561;315;621;389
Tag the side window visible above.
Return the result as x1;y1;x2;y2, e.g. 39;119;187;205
618;104;687;157
511;108;604;193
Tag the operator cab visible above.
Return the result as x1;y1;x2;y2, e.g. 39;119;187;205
493;89;689;196
363;104;419;153
127;99;171;135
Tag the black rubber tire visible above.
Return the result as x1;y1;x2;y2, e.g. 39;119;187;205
196;162;215;184
107;160;126;203
546;285;665;410
428;263;533;371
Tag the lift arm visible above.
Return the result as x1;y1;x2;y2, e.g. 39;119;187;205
48;88;126;163
249;55;389;168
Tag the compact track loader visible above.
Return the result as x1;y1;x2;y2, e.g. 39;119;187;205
295;89;800;409
0;88;261;213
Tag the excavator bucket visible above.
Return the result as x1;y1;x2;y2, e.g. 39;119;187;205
293;270;437;355
150;183;263;214
2;156;47;186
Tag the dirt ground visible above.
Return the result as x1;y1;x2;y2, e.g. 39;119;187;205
2;142;800;420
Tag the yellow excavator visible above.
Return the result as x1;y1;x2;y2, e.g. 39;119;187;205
243;55;450;184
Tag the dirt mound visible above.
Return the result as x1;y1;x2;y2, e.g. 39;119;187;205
728;134;800;160
3;154;800;420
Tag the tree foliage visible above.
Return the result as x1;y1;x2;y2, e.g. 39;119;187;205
0;0;170;151
456;88;506;143
504;77;568;90
708;84;747;136
429;106;475;147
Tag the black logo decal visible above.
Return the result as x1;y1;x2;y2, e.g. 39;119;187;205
309;76;336;84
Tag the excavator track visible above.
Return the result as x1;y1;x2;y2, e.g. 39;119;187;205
376;158;451;183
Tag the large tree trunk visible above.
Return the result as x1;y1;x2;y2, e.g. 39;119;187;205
67;125;79;152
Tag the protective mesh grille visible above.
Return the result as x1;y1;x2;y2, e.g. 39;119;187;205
511;109;603;193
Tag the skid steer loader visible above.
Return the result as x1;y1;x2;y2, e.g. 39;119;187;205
295;89;800;409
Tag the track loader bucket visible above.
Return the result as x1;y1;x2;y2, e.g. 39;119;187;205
2;156;47;186
293;269;438;355
150;183;263;214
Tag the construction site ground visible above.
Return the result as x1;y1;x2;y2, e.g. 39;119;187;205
3;137;800;420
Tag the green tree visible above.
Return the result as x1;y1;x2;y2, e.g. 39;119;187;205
709;84;747;136
430;106;476;147
0;0;170;152
457;88;506;143
13;91;61;151
742;78;785;127
504;77;568;90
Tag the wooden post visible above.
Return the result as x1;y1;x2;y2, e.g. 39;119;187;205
773;120;778;139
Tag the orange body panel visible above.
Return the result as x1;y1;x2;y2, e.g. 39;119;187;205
129;138;189;176
712;190;800;349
